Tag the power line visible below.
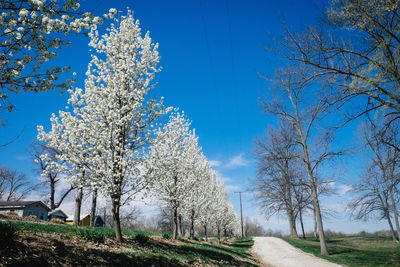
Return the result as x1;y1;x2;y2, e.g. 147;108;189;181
225;0;243;152
199;0;226;147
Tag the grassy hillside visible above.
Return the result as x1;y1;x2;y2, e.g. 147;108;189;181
282;236;400;267
0;220;257;266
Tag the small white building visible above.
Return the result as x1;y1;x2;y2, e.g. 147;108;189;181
0;201;50;220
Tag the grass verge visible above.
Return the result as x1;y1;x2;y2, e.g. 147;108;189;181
282;236;400;267
0;219;257;266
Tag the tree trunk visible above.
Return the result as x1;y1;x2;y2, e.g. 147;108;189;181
50;179;56;210
173;207;178;239
388;188;400;241
284;165;298;238
179;214;184;237
384;208;398;242
313;207;319;241
190;210;195;238
90;188;98;227
287;207;298;238
112;196;123;242
73;186;83;225
299;207;306;239
217;225;221;243
103;207;107;228
311;186;328;255
204;224;208;241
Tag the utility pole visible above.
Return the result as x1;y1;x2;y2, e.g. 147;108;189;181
234;191;244;237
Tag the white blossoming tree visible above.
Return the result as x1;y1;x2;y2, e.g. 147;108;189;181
205;177;240;242
197;173;218;241
146;111;202;239
182;155;214;238
0;1;118;115
220;201;240;238
38;10;167;242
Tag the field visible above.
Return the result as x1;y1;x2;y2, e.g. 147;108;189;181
0;220;257;266
283;235;400;267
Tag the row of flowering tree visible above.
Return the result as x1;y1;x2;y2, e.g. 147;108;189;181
37;10;239;242
146;111;240;240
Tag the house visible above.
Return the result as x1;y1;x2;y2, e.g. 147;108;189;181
0;201;50;220
66;214;104;227
48;209;68;222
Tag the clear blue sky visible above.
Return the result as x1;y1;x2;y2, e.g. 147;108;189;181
0;0;386;233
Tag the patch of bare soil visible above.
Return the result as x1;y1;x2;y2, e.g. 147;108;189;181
0;232;185;267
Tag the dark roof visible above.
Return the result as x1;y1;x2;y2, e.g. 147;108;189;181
48;209;68;218
0;201;50;211
0;201;37;207
95;216;104;222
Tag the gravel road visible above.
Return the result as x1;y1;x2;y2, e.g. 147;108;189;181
252;237;343;267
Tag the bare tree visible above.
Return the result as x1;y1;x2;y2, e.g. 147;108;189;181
100;203;142;229
348;163;398;242
274;0;400;127
353;120;400;241
262;67;342;255
0;166;35;201
244;217;265;237
252;120;300;238
30;142;75;210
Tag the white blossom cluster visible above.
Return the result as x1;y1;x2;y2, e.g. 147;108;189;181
38;10;167;210
146;111;240;238
0;0;117;112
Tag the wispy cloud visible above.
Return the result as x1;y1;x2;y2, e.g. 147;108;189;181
338;185;353;196
224;154;248;169
209;160;222;167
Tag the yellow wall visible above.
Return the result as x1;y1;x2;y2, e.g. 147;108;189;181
65;215;90;226
79;215;90;226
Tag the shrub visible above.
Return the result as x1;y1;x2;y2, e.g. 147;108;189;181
24;215;38;222
76;227;106;244
0;221;17;245
162;233;172;239
5;211;20;220
135;233;149;244
50;218;65;224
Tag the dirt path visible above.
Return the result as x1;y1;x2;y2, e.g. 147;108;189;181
252;237;343;267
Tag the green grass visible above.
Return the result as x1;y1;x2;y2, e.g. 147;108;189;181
0;219;160;238
0;219;257;266
282;236;400;267
133;236;256;266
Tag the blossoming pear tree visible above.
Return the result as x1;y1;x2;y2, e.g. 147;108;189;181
146;111;202;239
38;10;167;242
197;171;218;241
181;154;214;238
0;0;118;114
211;178;240;242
